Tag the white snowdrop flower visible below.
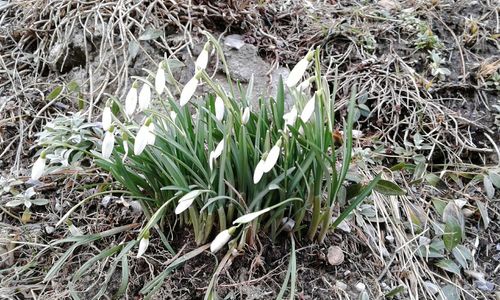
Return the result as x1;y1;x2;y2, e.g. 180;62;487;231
233;207;272;224
253;159;266;184
286;51;314;88
137;236;149;258
122;140;129;162
215;96;224;121
209;139;225;170
210;227;236;253
125;84;139;116
241;107;250;124
101;130;115;159
31;151;47;181
180;76;199;107
134;119;154;155
170;111;177;123
147;123;155;145
155;63;166;95
195;48;209;70
300;95;316;123
283;105;298;127
298;79;311;91
175;190;203;214
262;143;281;173
138;83;151;111
102;106;112;131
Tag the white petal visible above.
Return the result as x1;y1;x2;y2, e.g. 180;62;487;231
180;77;199;107
134;124;150;155
195;49;209;70
155;66;165;95
300;96;315;123
210;229;231;253
174;197;196;214
125;87;138;116
283;106;298;126
352;130;363;139
262;144;280;173
213;139;225;158
215;96;224;121
170;111;177;123
25;187;36;198
102;131;115;159
179;190;203;203
137;237;149;258
298;79;310;91
31;157;46;180
286;58;309;87
122;140;129;162
233;207;272;224
102;107;112;131
209;152;215;170
147;124;155;145
241;107;250;124
139;84;151;111
253;160;266;184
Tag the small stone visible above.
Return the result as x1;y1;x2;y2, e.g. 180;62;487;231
281;217;295;232
344;270;351;276
475;280;494;292
101;195;112;207
335;281;348;291
327;246;344;266
224;34;245;50
355;282;366;292
130;201;142;213
45;226;55;234
385;235;395;243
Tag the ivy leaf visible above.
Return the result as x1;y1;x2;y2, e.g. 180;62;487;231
488;171;500;188
374;180;406;195
436;259;461;275
443;221;462;252
139;27;163;41
452;245;472;269
483;176;495;199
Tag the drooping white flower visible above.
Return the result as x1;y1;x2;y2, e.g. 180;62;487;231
170;111;177;123
283;105;298;127
125;85;138;116
139;83;151;111
134;119;155;155
300;95;316;123
298;79;311;91
233;207;272;224
180;76;199;107
122;139;129;162
31;152;47;181
102;130;115;159
210;227;236;253
102;106;112;131
215;96;224;121
155;63;166;95
339;129;363;139
175;190;203;214
195;48;209;70
137;236;149;258
253;159;266;184
262;144;281;173
241;107;250;124
147;123;155;145
209;139;225;170
286;58;309;87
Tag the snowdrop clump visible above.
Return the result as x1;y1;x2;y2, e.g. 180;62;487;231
32;32;379;260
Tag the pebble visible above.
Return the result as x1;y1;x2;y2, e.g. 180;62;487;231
385;235;395;243
45;226;55;234
335;281;348;291
355;282;366;292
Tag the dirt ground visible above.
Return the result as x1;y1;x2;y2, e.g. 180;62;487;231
0;0;499;299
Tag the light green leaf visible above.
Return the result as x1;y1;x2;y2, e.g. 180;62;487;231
483;176;495;199
139;27;163;40
374;179;406;196
443;221;461;251
452;245;472;269
47;85;63;101
436;259;461;275
488;171;500;188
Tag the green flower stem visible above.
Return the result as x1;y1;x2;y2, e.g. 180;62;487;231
203;212;214;243
217;206;227;231
307;194;321;241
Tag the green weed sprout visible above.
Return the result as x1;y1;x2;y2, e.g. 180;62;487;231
92;32;381;255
